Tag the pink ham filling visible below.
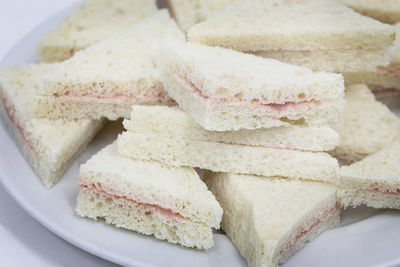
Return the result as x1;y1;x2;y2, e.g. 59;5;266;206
53;91;173;105
371;87;400;98
79;179;185;221
174;71;320;116
281;204;340;255
0;93;37;155
377;63;400;77
369;188;400;196
216;140;317;153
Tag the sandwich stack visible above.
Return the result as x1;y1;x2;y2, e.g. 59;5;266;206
115;38;345;265
187;0;395;73
118;40;344;182
1;1;400;266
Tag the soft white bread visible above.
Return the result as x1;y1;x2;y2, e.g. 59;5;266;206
339;139;400;209
124;105;340;151
38;0;158;62
330;84;400;165
338;0;400;24
188;0;395;51
0;64;104;188
344;24;400;90
34;92;172;121
166;0;237;32
160;41;345;131
344;63;400;92
75;143;223;249
34;10;184;121
204;172;340;267
254;48;392;73
117;131;340;183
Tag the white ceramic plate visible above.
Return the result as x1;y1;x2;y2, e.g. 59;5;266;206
1;5;400;267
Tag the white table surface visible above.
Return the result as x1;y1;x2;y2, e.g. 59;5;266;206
0;1;118;266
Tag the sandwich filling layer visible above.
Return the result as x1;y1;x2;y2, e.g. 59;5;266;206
281;204;340;255
371;87;400;98
79;178;188;223
214;140;319;153
369;187;400;196
173;71;322;116
52;90;173;105
377;63;400;77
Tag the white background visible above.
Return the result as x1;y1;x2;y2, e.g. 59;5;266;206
0;1;118;266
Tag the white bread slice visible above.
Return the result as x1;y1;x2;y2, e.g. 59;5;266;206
75;143;223;249
160;41;345;131
254;48;391;73
188;0;395;51
166;0;237;32
38;0;158;62
117;131;339;183
204;172;340;267
339;139;400;209
34;10;185;121
338;0;400;24
0;64;104;188
330;84;400;165
124;105;339;152
188;0;395;72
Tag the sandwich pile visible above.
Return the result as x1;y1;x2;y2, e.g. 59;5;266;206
1;0;400;266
